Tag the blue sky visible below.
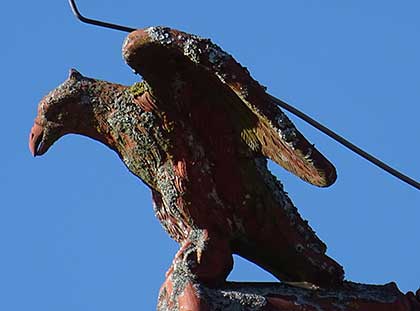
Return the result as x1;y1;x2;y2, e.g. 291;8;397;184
1;1;419;310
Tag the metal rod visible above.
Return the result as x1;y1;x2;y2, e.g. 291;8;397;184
269;94;420;190
67;0;419;191
68;0;135;32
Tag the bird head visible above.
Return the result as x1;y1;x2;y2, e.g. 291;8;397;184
29;68;97;156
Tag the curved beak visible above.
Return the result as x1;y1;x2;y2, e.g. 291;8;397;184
29;122;46;157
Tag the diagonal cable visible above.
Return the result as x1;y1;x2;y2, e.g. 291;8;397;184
68;0;135;32
269;95;419;190
68;0;419;191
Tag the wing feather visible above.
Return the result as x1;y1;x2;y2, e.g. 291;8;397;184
123;27;336;187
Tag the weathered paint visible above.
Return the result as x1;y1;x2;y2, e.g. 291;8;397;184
30;28;354;311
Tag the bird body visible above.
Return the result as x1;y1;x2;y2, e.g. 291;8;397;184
29;27;344;309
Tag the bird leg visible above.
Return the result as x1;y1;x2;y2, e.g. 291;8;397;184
158;229;233;311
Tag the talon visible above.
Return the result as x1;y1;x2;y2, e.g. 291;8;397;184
196;248;202;264
283;281;320;290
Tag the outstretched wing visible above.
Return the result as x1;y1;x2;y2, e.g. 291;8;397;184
123;27;336;187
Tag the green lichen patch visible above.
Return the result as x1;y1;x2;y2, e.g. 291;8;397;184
128;81;149;97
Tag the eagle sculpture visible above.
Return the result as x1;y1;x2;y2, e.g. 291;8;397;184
29;27;344;310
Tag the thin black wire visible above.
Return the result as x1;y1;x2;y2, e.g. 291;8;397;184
68;0;135;32
68;0;419;191
269;95;420;190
